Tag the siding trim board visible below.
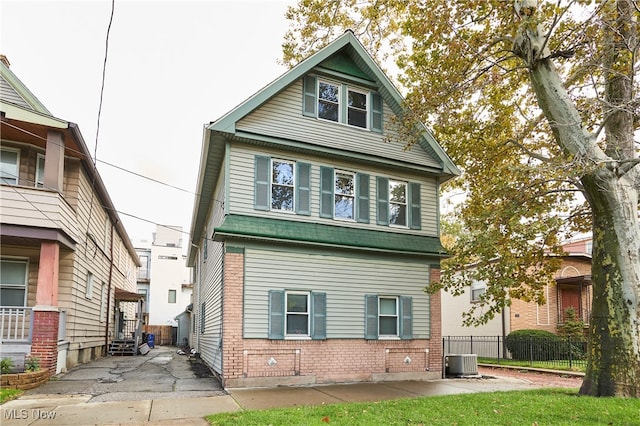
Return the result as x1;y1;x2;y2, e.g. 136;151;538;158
214;214;446;256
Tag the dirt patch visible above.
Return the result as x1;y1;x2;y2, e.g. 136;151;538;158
188;356;215;378
479;366;584;388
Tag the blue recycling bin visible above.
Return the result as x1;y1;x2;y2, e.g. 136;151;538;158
147;333;155;348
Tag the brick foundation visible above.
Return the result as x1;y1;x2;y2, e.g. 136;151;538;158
30;309;60;376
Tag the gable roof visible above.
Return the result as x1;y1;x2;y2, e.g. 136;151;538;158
208;30;459;178
0;58;51;115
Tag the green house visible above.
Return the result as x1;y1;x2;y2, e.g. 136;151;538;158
187;31;459;388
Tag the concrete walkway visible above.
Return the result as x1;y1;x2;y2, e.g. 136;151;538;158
1;346;548;425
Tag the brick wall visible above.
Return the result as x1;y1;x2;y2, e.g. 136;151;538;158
30;309;60;376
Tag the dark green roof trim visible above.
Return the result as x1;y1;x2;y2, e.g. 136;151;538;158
214;214;447;256
225;246;245;254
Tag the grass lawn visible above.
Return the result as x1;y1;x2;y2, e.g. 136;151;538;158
0;388;23;404
207;388;640;425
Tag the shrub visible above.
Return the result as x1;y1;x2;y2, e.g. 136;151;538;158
505;329;564;361
25;356;40;372
1;358;14;374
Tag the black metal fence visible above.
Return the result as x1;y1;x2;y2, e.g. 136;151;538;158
443;335;587;370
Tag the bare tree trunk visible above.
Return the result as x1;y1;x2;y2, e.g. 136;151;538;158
514;0;640;397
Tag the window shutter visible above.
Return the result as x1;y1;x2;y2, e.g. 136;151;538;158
200;302;206;334
311;292;326;340
376;177;389;225
296;162;311;215
371;92;383;133
303;75;317;117
400;296;413;340
356;173;370;223
365;294;379;339
268;290;285;339
320;167;334;218
254;156;270;210
409;182;421;230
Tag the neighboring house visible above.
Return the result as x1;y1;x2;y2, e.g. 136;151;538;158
441;237;593;338
0;56;141;373
187;31;459;388
135;225;193;345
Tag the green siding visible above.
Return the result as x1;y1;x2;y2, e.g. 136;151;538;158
243;247;431;339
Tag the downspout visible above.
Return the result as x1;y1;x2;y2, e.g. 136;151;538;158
104;222;115;353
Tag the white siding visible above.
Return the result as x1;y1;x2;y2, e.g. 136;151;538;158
237;79;442;169
243;245;431;339
228;144;439;236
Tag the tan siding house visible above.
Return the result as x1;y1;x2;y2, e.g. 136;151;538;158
0;56;141;375
188;32;459;387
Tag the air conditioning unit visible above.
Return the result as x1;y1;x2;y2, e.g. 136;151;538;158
445;354;478;377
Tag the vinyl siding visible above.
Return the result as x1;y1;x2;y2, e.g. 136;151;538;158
0;75;31;109
243;245;431;339
227;144;439;236
236;78;442;170
197;167;226;374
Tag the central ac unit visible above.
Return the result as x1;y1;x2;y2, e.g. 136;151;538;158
445;354;478;377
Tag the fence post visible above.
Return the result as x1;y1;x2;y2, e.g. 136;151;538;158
497;336;501;362
470;335;473;354
528;335;533;366
568;336;573;369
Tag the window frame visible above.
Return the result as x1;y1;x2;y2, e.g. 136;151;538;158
270;158;296;213
470;281;487;303
317;80;341;123
0;258;28;307
85;272;94;299
388;179;408;228
168;289;177;304
285;290;311;339
36;154;45;188
334;169;355;221
347;87;369;129
378;296;399;339
1;147;20;186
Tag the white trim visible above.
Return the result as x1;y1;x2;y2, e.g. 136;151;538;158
35;153;45;188
284;290;310;338
388;179;408;228
0;257;29;307
334;169;355;221
85;271;94;299
270;158;296;213
378;295;399;337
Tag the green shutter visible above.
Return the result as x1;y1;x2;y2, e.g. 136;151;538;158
376;177;389;225
296;162;311;215
400;296;413;340
303;75;317;117
371;92;383;133
311;292;326;340
254;156;270;210
268;290;285;339
320;167;334;218
365;294;379;340
356;173;370;223
409;182;421;230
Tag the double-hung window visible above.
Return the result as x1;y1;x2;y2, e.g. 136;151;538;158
285;291;310;337
470;280;487;303
0;259;28;306
334;171;355;220
365;294;413;340
268;290;326;340
271;159;295;212
320;167;370;222
255;156;311;215
376;177;421;229
303;75;382;132
1;148;19;185
389;180;407;227
318;81;340;122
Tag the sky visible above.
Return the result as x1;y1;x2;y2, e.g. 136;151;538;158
1;0;296;247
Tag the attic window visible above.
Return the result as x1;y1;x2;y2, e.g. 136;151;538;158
303;75;382;133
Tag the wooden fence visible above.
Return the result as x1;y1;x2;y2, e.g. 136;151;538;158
143;325;176;346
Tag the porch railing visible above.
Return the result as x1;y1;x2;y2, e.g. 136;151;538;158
0;307;33;342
